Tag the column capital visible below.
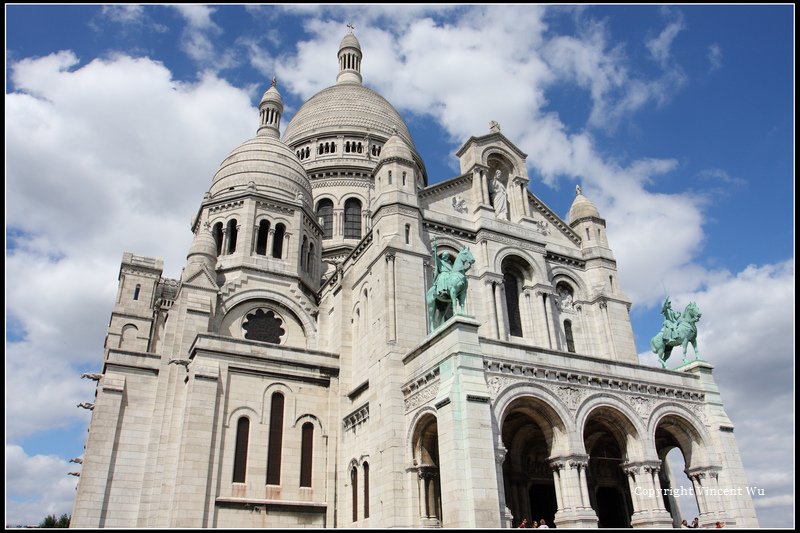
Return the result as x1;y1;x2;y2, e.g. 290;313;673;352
495;446;508;465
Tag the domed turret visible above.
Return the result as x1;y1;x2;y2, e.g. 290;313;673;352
568;185;608;248
379;130;414;162
187;224;218;264
567;185;601;224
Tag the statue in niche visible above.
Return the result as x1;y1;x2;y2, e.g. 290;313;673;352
491;170;508;219
557;286;573;311
650;297;702;368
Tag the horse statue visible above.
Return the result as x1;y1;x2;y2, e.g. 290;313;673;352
650;297;702;368
426;238;475;333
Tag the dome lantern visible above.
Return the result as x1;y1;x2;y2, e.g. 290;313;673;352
336;26;363;85
258;77;283;139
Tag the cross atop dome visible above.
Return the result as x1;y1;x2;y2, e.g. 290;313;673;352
346;21;355;34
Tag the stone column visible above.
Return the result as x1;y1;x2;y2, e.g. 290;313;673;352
687;467;727;526
548;455;597;528
599;299;618;360
494;281;508;340
334;208;344;237
266;229;274;255
220;227;229;256
282;232;291;261
385;252;396;342
523;289;536;343
539;292;554;349
486;280;499;339
623;460;674;528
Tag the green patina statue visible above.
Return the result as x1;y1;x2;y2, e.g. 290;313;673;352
651;296;702;368
426;237;475;333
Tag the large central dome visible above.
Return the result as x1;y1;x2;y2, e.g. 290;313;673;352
282;83;415;149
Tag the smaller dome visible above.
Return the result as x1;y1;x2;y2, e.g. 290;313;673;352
210;136;312;204
339;32;361;51
380;132;414;162
567;186;601;224
187;226;218;263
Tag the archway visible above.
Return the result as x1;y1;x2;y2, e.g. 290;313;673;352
501;396;564;528
411;414;442;526
655;415;704;527
583;407;637;528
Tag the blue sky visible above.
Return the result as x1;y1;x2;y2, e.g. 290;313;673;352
5;5;794;527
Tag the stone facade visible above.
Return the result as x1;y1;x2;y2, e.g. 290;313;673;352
71;31;758;528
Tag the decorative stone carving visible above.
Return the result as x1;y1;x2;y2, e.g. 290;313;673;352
452;195;468;214
626;396;655;420
555;385;584;411
404;382;440;412
80;373;102;381
77;402;95;411
487;376;520;400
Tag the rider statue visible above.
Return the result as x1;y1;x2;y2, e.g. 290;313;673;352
426;237;475;333
433;237;453;277
660;296;680;343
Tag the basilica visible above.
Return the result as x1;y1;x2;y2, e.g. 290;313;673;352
71;31;758;528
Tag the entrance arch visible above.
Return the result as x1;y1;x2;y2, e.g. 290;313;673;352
653;413;708;526
500;395;566;528
582;406;640;528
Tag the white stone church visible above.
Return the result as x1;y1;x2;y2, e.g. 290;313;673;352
72;31;758;528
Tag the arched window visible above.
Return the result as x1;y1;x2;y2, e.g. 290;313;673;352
351;465;358;522
266;392;284;485
305;146;310;159
331;142;336;153
344;198;362;239
357;142;362;154
388;171;392;185
586;228;591;241
503;271;523;337
325;143;329;154
233;417;250;483
133;284;141;301
346;141;351;153
405;224;411;245
272;223;285;258
301;235;308;272
226;219;238;254
564;320;575;353
300;422;314;487
317;199;333;240
256;220;270;256
402;172;407;186
213;222;223;256
363;462;370;519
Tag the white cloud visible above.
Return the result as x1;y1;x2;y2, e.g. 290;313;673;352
5;445;79;527
708;43;723;71
6;52;258;442
101;5;146;25
172;5;237;70
646;10;685;68
698;167;746;190
96;5;168;34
